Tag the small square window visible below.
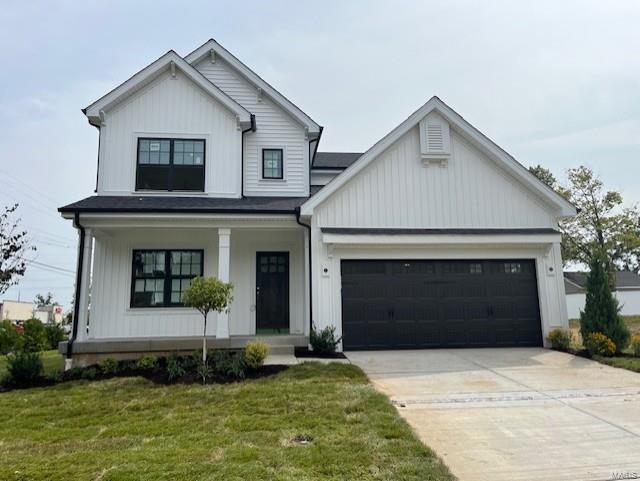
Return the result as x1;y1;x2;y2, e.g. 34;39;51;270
262;149;283;179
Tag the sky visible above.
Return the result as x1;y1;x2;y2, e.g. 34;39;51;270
1;0;639;309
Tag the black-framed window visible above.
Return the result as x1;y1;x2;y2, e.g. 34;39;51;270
136;138;205;191
262;148;283;179
131;249;203;307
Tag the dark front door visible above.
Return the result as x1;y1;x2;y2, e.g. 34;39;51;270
256;252;290;333
341;259;542;350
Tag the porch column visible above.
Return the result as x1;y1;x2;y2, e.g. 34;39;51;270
216;228;231;339
75;229;93;342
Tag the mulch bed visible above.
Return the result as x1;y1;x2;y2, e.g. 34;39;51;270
294;347;347;359
0;364;290;393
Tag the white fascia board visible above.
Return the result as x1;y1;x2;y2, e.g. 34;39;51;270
68;213;299;230
185;39;320;136
301;96;576;217
321;232;562;246
84;51;252;127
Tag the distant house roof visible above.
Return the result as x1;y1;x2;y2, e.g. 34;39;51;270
58;195;310;215
312;152;362;170
564;271;640;294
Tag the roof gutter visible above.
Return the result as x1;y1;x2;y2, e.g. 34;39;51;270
295;207;313;338
66;212;85;361
240;114;256;198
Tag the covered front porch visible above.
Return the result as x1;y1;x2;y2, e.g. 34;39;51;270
64;212;310;361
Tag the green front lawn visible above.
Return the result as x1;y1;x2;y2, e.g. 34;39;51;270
0;350;64;379
0;362;453;481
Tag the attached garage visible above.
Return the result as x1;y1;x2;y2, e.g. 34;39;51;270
341;259;542;350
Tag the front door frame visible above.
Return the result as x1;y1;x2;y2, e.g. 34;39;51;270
255;251;290;333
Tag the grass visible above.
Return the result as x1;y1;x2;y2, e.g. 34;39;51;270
0;350;64;379
568;316;640;373
0;362;453;481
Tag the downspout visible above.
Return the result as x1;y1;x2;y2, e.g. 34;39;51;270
93;125;101;193
295;207;313;337
240;114;256;198
66;211;85;361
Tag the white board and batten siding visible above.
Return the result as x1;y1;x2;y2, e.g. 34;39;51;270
97;71;242;197
89;229;306;339
310;122;568;346
195;58;309;197
315;127;557;229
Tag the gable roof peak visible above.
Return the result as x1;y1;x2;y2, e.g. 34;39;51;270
185;38;321;136
301;96;576;217
83;49;251;128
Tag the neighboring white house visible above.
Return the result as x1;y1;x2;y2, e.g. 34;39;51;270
58;39;576;364
33;304;64;325
565;271;640;319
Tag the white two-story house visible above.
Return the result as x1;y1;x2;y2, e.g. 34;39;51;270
60;39;575;365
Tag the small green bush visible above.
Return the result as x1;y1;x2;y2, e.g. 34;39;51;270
631;335;640;357
547;328;572;350
0;319;23;355
99;358;119;375
44;323;66;350
196;359;212;384
81;367;98;380
244;341;269;369
584;332;616;357
310;324;342;355
211;350;247;379
136;355;158;370
22;318;48;352
166;353;186;381
6;351;43;386
64;367;85;381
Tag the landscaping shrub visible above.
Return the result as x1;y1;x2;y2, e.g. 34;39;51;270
0;319;23;355
245;341;269;369
631;335;640;357
99;358;119;375
547;328;572;350
136;355;158;371
166;353;186;381
584;332;616;357
44;323;66;350
6;351;43;386
22;318;48;352
81;367;98;380
210;350;247;379
310;324;342;355
580;251;630;352
196;359;212;384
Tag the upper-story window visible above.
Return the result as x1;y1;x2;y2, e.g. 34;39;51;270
262;148;283;179
136;138;205;191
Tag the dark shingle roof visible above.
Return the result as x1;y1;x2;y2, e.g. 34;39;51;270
59;195;309;214
312;152;362;169
564;271;640;293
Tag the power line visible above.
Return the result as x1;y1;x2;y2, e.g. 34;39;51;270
25;259;75;277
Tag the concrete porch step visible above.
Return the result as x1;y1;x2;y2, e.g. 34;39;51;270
268;345;295;356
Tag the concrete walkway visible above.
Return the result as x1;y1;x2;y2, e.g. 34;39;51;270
347;348;640;481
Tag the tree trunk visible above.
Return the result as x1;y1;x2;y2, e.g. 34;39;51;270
202;313;208;363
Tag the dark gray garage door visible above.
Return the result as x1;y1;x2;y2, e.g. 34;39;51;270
341;259;542;350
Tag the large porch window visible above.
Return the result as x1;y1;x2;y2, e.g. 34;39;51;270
130;249;203;307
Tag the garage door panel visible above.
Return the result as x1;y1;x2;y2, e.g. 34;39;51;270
341;259;542;350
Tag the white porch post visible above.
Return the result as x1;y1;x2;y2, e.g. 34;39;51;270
216;228;231;339
75;229;93;342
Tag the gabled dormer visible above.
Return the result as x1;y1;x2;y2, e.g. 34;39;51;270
85;40;321;198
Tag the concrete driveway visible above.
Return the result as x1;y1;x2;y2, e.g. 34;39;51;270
347;348;640;481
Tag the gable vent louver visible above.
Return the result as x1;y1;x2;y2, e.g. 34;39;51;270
419;112;451;167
